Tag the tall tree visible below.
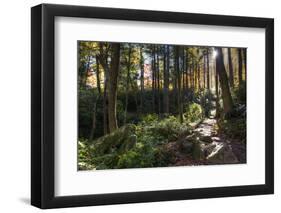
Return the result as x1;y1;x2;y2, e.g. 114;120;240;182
89;56;101;140
227;48;234;88
123;45;132;124
98;43;121;133
215;63;220;118
242;48;247;78
163;45;170;114
215;47;234;115
238;48;243;86
108;43;121;132
203;53;206;89
197;61;201;91
96;44;109;135
206;49;210;90
139;46;144;114
152;45;156;112
175;46;184;123
156;46;161;115
185;48;189;92
103;69;108;135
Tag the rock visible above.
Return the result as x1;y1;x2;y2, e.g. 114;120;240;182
206;143;239;164
192;141;204;160
200;135;213;143
203;143;217;157
92;124;137;155
178;134;196;154
123;134;137;151
181;141;193;153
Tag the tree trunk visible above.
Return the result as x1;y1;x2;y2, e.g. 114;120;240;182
227;48;234;88
215;64;220;118
123;45;131;124
107;43;120;133
191;59;194;89
163;45;169;114
238;48;243;86
203;54;206;89
82;55;91;88
156;47;161;115
175;46;183;123
139;46;144;114
173;48;178;110
181;47;185;99
152;45;156;112
185;49;189;91
243;48;247;79
197;62;201;91
206;49;210;90
89;57;101;140
216;47;234;115
103;74;108;135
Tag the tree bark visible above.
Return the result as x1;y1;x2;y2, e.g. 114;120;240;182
203;54;206;89
197;62;201;91
108;43;120;132
215;64;220;118
185;49;189;91
156;47;161;115
175;46;184;123
242;48;247;79
238;48;243;86
163;45;169;114
123;45;131;124
139;46;144;114
206;49;210;90
191;59;194;89
103;73;108;135
89;56;101;140
152;45;156;112
227;48;234;88
216;47;234;115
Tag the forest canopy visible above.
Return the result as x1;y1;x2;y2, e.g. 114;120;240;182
78;41;247;170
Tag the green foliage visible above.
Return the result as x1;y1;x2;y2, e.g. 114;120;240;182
141;113;158;123
78;42;247;170
233;81;246;104
117;144;155;168
184;103;203;123
218;117;246;143
199;90;214;117
78;115;190;170
141;115;191;143
78;141;96;170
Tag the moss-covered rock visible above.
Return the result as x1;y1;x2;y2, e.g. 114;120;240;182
192;141;204;160
91;124;137;155
178;134;197;154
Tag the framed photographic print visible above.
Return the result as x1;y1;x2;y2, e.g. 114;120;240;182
31;3;274;209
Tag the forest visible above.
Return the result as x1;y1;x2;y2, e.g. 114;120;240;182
78;41;246;170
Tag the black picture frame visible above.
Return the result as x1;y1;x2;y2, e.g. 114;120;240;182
31;3;274;209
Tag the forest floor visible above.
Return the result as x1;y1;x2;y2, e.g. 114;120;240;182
165;111;246;166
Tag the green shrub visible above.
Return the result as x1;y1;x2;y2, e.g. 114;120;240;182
153;147;174;167
218;117;246;143
78;140;96;170
140;116;191;143
79;113;194;170
233;81;246;104
141;113;159;124
184;103;203;123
